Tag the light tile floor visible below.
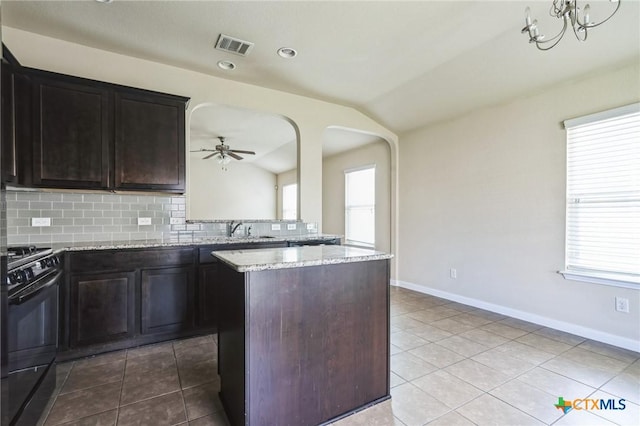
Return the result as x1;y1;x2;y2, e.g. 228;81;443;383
37;286;639;425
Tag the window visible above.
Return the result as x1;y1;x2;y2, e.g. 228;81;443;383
345;166;375;248
282;183;297;220
562;103;640;287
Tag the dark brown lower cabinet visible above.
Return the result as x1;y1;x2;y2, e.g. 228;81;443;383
218;259;390;426
141;266;195;335
69;271;136;348
198;263;218;328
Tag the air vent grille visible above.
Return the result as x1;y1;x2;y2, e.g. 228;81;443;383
215;34;254;56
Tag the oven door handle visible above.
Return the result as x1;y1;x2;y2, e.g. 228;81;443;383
9;270;62;305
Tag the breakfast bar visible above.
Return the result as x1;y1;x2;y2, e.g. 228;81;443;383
212;245;393;426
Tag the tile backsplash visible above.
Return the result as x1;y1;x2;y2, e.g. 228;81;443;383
6;190;316;245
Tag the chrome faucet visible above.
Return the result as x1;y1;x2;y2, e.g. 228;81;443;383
227;221;243;237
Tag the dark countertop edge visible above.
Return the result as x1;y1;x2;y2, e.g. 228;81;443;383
49;234;342;252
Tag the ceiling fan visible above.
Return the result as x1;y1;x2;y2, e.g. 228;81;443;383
190;136;256;161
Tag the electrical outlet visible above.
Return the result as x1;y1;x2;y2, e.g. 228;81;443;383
170;218;184;225
31;217;51;227
615;297;630;313
306;223;316;230
137;217;152;226
271;224;281;231
287;223;297;230
450;268;457;279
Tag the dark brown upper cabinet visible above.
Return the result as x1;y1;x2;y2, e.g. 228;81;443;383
114;91;186;192
32;73;111;189
22;67;189;193
2;63;31;185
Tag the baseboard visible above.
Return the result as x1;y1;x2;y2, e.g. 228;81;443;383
392;280;640;353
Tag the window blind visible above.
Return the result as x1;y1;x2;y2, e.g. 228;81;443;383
564;103;640;283
345;166;375;247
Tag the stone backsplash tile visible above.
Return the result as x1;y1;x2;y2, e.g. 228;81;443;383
7;190;317;245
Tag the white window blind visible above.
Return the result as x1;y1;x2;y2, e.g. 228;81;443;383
345;166;375;248
564;103;640;285
282;183;297;220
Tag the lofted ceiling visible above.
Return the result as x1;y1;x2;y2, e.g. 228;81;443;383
3;0;639;138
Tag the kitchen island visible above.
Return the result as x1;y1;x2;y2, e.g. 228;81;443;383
212;245;393;426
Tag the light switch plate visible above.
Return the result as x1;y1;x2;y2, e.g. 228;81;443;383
271;224;281;231
32;217;51;227
138;217;152;226
287;223;297;230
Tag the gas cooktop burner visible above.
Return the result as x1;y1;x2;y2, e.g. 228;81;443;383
7;246;54;272
8;246;39;257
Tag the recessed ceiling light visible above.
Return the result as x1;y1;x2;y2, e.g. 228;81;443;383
277;47;298;59
217;60;236;71
95;0;113;3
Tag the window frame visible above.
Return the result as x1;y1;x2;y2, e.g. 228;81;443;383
560;102;640;288
344;164;376;248
281;183;297;220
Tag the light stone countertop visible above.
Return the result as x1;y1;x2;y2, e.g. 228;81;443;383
212;245;393;272
51;234;342;252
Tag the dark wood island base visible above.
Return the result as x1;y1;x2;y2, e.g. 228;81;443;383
217;255;390;426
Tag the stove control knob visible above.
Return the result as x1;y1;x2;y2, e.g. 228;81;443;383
52;256;60;265
14;270;26;283
7;272;18;285
24;267;34;281
42;258;52;267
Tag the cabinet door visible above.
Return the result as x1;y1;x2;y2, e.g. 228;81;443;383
114;91;186;192
1;65;31;184
70;271;135;348
32;74;110;188
198;263;219;329
141;267;194;335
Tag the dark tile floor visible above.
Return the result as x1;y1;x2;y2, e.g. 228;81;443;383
38;334;227;426
37;287;640;425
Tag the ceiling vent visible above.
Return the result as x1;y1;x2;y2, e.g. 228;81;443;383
215;34;254;56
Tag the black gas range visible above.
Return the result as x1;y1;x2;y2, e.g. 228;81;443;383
2;245;62;425
6;246;61;301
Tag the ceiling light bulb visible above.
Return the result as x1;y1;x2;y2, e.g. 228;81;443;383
217;60;236;71
277;47;298;58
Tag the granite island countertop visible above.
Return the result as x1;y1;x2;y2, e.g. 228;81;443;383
212;245;393;272
50;234;342;252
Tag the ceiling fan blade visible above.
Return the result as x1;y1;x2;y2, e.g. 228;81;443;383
203;153;218;160
227;152;243;160
229;149;256;155
190;149;216;152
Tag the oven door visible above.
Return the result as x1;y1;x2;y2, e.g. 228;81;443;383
8;270;61;371
5;270;60;425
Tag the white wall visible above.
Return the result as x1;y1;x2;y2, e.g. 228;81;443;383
3;27;398;235
398;61;640;350
190;163;276;220
322;141;391;253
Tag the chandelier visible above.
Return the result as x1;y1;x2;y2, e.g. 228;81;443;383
521;0;622;50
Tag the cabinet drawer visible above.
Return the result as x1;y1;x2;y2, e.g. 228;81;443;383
70;247;195;272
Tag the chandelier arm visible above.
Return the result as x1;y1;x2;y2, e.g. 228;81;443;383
536;16;569;45
572;18;588;41
549;0;563;17
535;19;569;50
579;0;622;29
